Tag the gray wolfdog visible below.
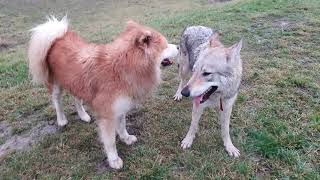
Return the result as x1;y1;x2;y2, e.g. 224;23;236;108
174;26;243;157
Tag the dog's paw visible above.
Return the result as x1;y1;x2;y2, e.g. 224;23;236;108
181;136;193;149
79;113;91;123
225;144;240;157
173;93;183;101
57;116;68;127
108;157;123;169
122;135;137;145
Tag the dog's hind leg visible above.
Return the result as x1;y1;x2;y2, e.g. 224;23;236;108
51;83;68;126
98;118;123;169
218;95;240;157
174;52;190;101
116;114;137;145
74;97;91;123
181;103;205;149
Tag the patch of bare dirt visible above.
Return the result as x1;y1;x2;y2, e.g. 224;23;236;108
0;107;145;160
0;38;15;52
0;120;58;159
0;109;59;159
272;18;305;32
0;121;12;140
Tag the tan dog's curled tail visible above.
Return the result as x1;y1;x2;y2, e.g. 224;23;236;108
28;16;68;85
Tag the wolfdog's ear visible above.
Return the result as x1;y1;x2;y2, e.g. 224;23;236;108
136;30;152;49
209;33;222;47
226;39;243;62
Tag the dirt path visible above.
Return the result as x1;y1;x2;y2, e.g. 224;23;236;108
0;120;58;159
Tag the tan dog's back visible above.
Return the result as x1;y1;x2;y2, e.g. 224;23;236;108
47;31;103;104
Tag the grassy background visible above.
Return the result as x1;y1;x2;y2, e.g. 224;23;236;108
0;0;319;179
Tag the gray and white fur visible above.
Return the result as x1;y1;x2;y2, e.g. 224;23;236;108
179;26;215;69
174;26;243;157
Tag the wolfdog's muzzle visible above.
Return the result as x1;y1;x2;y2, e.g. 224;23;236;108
181;85;218;104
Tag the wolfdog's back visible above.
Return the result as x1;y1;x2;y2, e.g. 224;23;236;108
180;26;215;69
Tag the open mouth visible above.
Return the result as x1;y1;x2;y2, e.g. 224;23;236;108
161;58;173;67
194;86;218;104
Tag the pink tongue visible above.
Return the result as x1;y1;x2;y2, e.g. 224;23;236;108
193;95;203;107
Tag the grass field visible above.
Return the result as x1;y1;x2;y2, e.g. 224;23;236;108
0;0;319;179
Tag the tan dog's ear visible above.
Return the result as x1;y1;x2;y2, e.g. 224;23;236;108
126;21;140;31
209;33;222;48
136;30;152;49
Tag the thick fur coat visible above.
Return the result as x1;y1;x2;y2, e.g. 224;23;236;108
28;16;178;169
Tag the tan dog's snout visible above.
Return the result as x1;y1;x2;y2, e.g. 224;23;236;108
160;44;179;67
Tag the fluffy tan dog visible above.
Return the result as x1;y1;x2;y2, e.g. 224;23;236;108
28;16;178;169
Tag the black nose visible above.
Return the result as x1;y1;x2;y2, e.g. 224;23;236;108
181;86;190;97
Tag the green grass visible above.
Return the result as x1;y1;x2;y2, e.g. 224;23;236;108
0;0;319;179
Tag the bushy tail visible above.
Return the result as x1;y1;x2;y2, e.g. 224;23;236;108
28;16;68;85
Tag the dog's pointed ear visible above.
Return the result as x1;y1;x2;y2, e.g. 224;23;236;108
126;20;140;31
136;30;152;49
209;33;222;48
226;39;243;63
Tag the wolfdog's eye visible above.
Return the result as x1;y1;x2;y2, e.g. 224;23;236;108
202;72;212;76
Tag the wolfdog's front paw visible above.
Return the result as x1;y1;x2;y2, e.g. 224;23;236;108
57;116;68;127
181;136;193;149
79;112;91;123
225;144;240;157
122;135;137;145
173;92;183;101
108;157;123;169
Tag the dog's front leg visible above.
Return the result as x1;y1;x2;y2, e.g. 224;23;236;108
174;53;190;101
181;103;205;149
218;96;240;157
116;114;137;145
98;118;123;169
